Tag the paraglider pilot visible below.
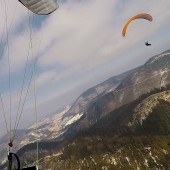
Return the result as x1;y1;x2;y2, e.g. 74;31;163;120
145;41;151;46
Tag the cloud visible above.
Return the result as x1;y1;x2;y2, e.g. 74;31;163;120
35;70;57;88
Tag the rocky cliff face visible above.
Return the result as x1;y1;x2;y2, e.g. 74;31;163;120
130;90;170;127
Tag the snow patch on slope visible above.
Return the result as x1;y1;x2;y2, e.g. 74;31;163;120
65;113;83;126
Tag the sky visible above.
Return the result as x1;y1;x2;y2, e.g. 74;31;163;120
0;0;170;137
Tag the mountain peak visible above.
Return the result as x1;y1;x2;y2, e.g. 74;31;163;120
146;50;170;66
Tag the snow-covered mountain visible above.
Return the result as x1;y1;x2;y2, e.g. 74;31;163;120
0;105;84;165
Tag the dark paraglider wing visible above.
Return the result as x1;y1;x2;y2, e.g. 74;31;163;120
122;13;153;37
18;0;59;15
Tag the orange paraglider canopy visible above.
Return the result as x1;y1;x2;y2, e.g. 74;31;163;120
122;13;153;37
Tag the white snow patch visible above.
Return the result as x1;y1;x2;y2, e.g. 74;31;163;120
125;157;130;164
102;166;108;170
65;113;83;126
144;146;151;151
149;151;157;164
1;159;7;165
162;149;168;155
137;167;140;170
20;139;30;146
110;157;117;165
90;156;97;165
144;159;149;167
28;105;70;130
119;92;125;102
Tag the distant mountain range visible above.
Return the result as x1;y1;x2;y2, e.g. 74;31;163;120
1;49;170;169
0;105;72;165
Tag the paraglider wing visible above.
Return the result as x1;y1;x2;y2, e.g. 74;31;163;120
122;13;153;37
18;0;59;15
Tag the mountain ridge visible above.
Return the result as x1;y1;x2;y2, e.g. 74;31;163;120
1;49;170;169
64;50;170;134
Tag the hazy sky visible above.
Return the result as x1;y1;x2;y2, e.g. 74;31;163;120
0;0;170;136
